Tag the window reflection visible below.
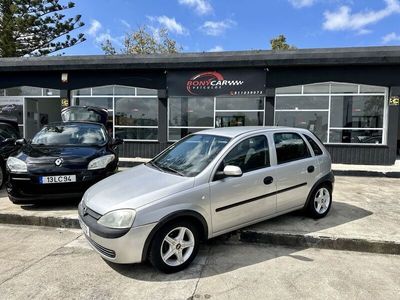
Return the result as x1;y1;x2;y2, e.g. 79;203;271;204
115;98;158;126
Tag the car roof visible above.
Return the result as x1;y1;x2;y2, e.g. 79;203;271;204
193;126;309;138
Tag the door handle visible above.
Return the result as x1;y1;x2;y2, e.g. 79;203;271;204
264;176;273;185
307;166;315;173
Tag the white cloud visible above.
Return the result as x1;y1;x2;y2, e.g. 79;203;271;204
87;19;102;36
323;0;400;33
289;0;316;8
178;0;212;15
382;32;400;43
208;45;224;52
200;19;236;36
120;19;131;29
150;15;189;35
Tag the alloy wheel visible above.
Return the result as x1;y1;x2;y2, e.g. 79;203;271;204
314;187;331;214
160;227;195;267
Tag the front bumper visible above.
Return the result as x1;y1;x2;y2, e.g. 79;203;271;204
79;215;156;264
7;170;113;203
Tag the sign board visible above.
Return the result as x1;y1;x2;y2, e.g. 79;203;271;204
389;96;399;106
167;69;266;97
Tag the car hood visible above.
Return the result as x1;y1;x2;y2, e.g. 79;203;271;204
84;164;195;215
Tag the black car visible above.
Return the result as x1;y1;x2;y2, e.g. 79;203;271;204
6;121;122;204
0;118;21;187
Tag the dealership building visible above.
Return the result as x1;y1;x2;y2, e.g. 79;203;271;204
0;46;399;165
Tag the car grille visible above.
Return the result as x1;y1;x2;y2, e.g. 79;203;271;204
87;236;116;259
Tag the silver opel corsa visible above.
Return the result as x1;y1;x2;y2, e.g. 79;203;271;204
79;127;334;273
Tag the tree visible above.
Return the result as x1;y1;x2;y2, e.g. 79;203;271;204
0;0;85;57
270;34;297;50
102;25;181;55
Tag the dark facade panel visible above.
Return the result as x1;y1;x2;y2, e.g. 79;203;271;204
326;145;392;165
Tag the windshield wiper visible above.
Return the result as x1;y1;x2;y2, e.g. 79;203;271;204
159;165;185;176
146;161;164;172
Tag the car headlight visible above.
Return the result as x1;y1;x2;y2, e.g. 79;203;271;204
97;209;136;229
7;157;27;173
88;154;115;170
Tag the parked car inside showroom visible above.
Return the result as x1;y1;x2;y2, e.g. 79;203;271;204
78;126;334;273
0;118;22;188
6;106;122;204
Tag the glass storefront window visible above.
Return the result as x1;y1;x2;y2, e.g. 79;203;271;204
114;86;136;96
331;83;358;94
115;128;158;140
168;128;207;141
359;85;386;94
329;129;383;144
75;97;113;110
303;83;330;94
169;97;214;127
330;96;384;128
275;96;329;110
137;87;158;96
275;82;387;145
115;97;158;126
44;89;60;96
92;85;114;96
0;98;24;124
216;112;263;127
6;86;42;96
72;88;91;96
216;97;264;110
276;85;302;94
72;85;159;141
275;111;328;142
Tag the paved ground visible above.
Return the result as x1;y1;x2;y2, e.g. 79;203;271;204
243;176;400;244
0;224;399;300
0;176;399;253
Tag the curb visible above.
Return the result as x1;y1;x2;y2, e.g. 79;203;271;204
0;213;80;229
239;230;400;255
0;212;399;256
333;170;400;178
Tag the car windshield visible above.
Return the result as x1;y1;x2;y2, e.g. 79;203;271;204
31;123;107;146
150;134;230;177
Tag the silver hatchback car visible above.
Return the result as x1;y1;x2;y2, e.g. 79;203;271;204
79;127;334;273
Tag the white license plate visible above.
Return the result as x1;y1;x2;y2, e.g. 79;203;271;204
40;175;76;184
80;220;90;236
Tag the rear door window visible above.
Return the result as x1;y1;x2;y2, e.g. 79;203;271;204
274;132;310;164
223;135;270;173
304;134;323;156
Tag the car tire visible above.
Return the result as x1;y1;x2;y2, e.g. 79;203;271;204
0;163;5;189
306;184;332;219
149;220;200;273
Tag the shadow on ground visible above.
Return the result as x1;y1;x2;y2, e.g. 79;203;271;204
103;201;372;281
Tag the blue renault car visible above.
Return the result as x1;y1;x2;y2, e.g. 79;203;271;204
6;107;122;204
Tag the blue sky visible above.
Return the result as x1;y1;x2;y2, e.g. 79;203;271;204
63;0;400;55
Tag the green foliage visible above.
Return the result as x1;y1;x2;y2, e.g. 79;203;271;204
270;34;297;50
0;0;85;57
102;25;181;55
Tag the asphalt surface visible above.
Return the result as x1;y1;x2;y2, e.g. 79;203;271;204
0;176;399;254
0;224;399;300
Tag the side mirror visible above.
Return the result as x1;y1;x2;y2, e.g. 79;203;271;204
15;138;27;146
111;138;123;146
223;165;243;177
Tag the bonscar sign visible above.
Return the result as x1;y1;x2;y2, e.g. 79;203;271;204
167;69;266;97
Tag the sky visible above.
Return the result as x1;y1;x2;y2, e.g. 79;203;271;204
63;0;400;55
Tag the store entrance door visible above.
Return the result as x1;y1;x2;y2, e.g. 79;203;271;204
24;98;61;139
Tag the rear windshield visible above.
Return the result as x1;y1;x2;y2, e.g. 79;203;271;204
32;123;107;146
